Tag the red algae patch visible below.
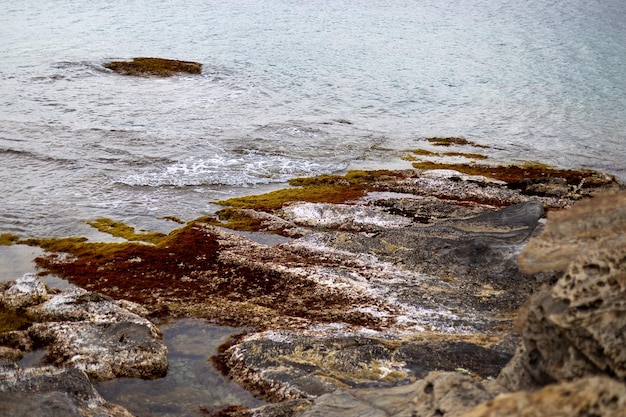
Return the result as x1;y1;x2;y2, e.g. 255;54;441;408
104;57;202;77
29;220;383;330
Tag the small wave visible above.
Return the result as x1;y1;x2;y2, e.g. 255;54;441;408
116;153;346;187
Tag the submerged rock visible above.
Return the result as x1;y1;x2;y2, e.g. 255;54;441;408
104;57;202;77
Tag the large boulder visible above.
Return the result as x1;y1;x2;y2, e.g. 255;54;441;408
221;332;511;402
499;191;626;390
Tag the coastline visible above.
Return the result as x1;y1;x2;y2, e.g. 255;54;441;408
1;154;625;416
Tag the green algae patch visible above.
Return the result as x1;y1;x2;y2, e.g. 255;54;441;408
158;215;186;224
86;218;166;244
0;233;19;246
216;170;411;212
104;57;202;77
412;161;618;187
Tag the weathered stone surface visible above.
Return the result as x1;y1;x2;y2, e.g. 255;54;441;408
461;376;626;417
220;331;511;402
500;191;626;390
3;273;48;308
0;364;134;417
0;274;168;381
295;371;501;417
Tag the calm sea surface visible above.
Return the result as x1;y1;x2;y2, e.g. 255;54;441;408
1;0;626;240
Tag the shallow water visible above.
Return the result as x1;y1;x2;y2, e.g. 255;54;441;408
96;319;263;417
0;0;625;241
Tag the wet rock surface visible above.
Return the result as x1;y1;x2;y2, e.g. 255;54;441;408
0;365;134;417
2;164;624;416
220;332;511;402
0;274;169;417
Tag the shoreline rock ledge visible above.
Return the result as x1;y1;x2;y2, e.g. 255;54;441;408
288;191;626;417
1;164;624;417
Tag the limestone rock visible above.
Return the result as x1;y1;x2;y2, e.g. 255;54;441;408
296;371;501;417
461;376;626;417
501;191;626;390
281;202;413;231
221;332;511;403
29;321;168;381
0;364;134;417
0;275;168;381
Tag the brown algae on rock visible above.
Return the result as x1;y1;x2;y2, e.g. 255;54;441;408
403;149;489;161
0;233;20;246
412;161;618;188
104;57;202;77
426;137;490;148
215;170;415;212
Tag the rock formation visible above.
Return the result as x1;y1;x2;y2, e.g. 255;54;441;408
499;190;626;390
104;57;202;77
2;164;623;416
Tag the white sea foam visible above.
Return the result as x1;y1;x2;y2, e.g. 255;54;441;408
118;153;346;187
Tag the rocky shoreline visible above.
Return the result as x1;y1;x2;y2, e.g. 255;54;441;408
1;156;625;416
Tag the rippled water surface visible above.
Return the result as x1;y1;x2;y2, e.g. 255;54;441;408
1;0;625;241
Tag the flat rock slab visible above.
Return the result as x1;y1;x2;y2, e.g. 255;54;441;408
221;332;512;402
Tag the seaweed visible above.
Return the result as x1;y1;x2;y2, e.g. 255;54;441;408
0;233;19;246
104;57;202;77
87;218;166;244
425;137;490;148
215;170;410;212
412;161;617;186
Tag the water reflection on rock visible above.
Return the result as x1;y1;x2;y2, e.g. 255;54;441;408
96;319;264;417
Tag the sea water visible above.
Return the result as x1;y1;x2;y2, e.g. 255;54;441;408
1;0;625;238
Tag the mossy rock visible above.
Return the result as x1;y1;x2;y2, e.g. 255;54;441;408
412;161;617;187
104;57;202;77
